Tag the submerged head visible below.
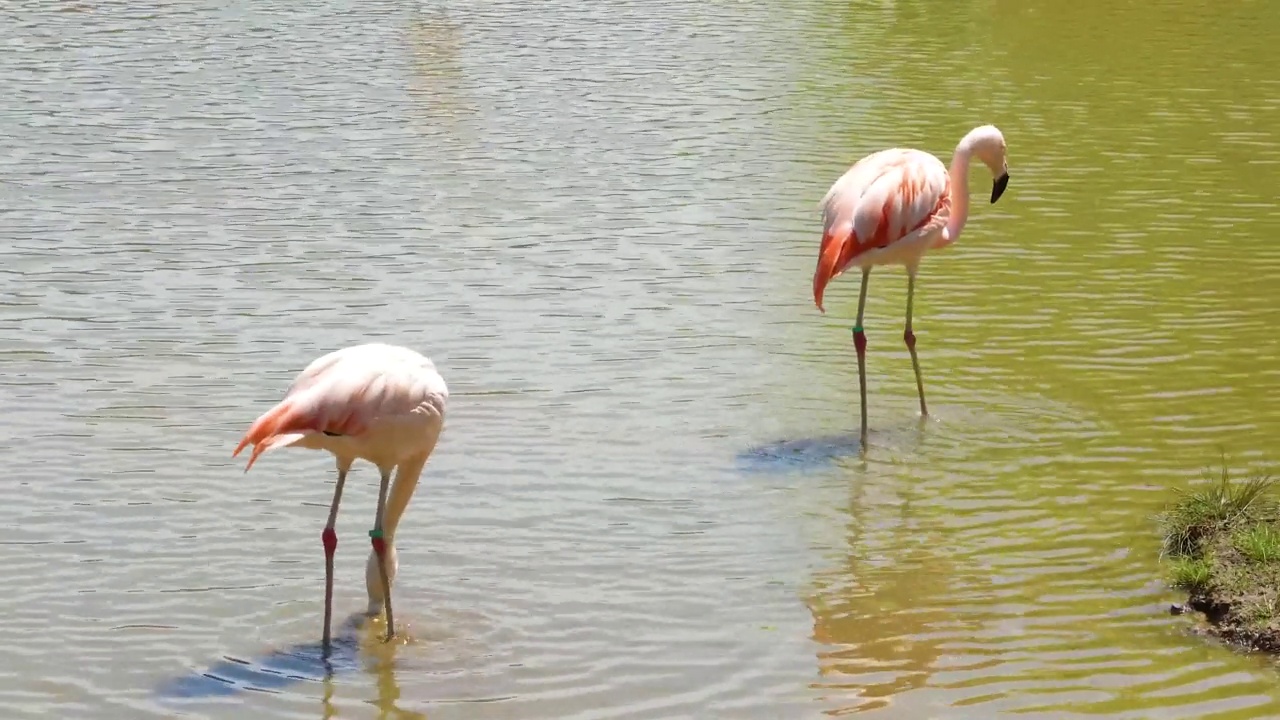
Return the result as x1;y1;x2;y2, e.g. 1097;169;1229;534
963;125;1010;204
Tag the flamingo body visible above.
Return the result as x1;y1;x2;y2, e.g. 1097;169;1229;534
232;342;448;646
813;149;952;312
235;343;448;472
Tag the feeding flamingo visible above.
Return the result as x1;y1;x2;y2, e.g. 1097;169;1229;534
812;124;1010;447
232;343;448;648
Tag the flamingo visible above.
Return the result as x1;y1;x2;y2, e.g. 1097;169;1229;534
232;343;448;648
812;124;1010;447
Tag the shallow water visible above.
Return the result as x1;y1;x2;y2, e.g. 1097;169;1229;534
2;0;1280;718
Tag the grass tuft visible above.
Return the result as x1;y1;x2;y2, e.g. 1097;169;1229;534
1159;458;1280;653
1169;557;1213;592
1159;461;1276;558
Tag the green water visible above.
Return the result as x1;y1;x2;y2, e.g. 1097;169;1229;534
783;1;1280;716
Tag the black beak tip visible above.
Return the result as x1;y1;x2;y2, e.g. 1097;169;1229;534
991;172;1010;204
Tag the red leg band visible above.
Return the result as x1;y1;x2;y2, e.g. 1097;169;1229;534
853;329;867;354
322;527;337;556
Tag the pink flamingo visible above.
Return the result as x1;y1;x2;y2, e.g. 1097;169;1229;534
232;343;448;648
812;125;1010;447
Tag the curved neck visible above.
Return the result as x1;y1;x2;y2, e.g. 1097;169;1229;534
944;145;973;245
383;454;428;543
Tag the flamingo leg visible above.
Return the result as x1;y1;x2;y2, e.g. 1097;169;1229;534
853;267;871;447
321;467;348;651
905;269;928;417
371;468;395;641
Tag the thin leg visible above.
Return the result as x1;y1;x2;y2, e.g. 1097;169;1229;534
905;270;928;417
321;467;348;651
853;267;871;448
371;468;395;641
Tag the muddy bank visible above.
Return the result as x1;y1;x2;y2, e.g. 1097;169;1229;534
1160;465;1280;653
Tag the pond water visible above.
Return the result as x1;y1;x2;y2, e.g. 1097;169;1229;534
2;0;1279;718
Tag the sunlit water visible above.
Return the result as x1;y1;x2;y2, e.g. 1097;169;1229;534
2;0;1280;718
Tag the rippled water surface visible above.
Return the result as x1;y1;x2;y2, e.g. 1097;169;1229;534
3;0;1280;718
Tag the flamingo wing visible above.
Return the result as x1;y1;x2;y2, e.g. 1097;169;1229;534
813;149;950;312
233;344;448;471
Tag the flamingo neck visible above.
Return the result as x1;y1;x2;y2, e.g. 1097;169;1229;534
943;144;973;247
382;455;428;543
363;455;427;612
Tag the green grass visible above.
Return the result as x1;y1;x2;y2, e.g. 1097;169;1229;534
1235;525;1280;564
1158;461;1280;652
1169;556;1213;592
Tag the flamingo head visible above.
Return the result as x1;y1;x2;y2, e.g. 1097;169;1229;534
966;125;1010;204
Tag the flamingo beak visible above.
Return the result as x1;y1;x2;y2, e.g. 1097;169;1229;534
991;172;1009;204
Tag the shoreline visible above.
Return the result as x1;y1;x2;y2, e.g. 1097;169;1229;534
1160;465;1280;654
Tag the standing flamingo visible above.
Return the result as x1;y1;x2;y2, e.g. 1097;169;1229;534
812;124;1010;447
232;343;448;648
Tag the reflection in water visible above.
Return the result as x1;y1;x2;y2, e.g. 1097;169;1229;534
364;655;427;720
406;8;475;136
806;470;957;715
320;651;428;720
